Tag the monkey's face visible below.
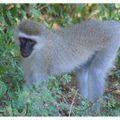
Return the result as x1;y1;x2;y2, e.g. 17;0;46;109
19;37;36;57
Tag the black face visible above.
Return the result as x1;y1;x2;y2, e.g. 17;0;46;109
19;37;36;58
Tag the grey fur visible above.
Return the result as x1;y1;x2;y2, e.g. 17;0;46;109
16;20;120;102
18;19;41;35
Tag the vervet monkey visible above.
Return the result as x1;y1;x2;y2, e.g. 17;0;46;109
15;19;120;103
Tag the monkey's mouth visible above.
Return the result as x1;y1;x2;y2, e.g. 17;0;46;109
20;47;33;58
20;50;32;58
21;52;30;57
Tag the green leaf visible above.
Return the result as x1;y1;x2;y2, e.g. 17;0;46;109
75;4;85;13
0;16;4;22
32;9;41;17
0;80;7;98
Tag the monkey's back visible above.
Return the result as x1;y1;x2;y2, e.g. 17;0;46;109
47;20;120;75
54;20;120;49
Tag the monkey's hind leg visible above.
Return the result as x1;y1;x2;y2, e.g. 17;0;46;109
76;45;119;113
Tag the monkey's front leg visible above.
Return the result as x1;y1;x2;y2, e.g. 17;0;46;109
25;71;49;87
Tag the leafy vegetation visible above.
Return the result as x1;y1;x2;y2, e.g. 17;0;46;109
0;4;120;116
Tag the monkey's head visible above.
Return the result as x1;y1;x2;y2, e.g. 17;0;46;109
15;19;47;58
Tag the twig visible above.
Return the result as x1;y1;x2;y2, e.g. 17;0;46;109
68;90;78;116
25;4;31;18
39;5;48;11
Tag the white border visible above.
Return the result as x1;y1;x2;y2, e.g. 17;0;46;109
0;117;120;120
0;0;120;3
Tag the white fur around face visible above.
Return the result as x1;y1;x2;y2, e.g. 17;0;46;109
17;32;48;60
18;32;41;42
18;32;47;50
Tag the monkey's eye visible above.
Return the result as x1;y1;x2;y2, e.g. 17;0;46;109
28;39;36;45
19;37;36;46
19;37;26;43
